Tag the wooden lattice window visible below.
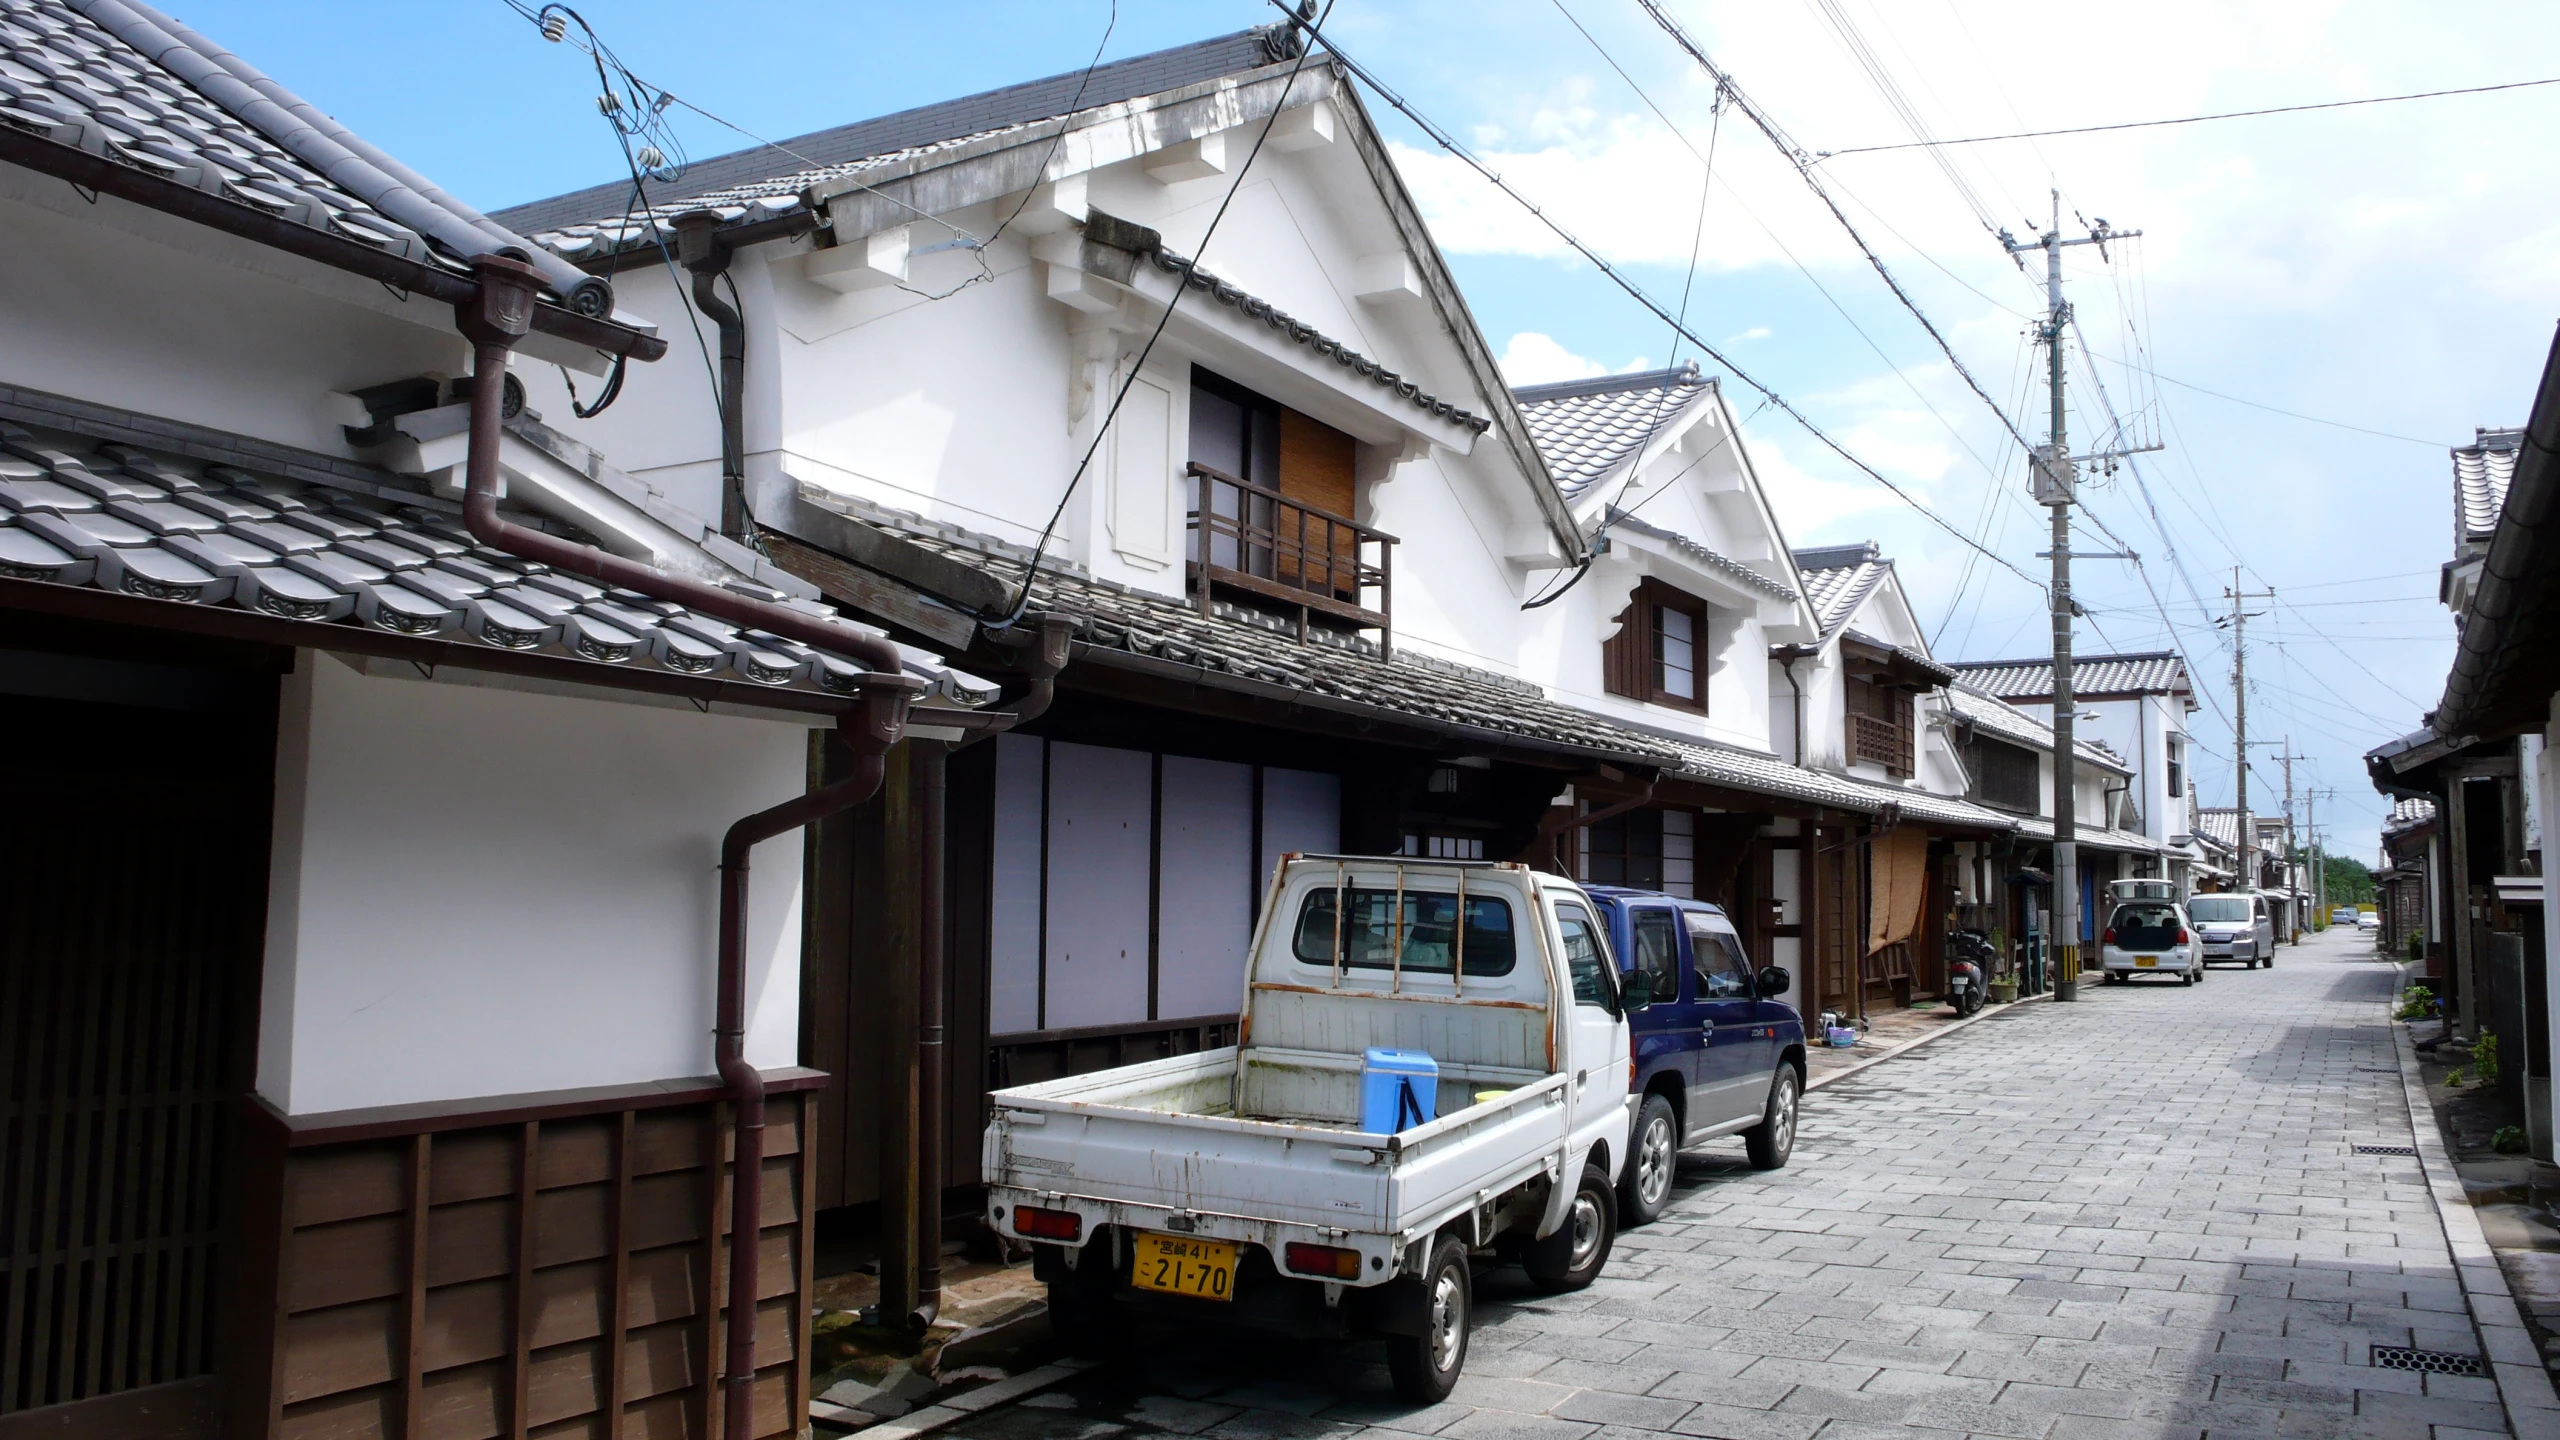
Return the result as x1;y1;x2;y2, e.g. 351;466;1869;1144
1972;736;2040;812
1602;581;1709;712
1845;677;1914;777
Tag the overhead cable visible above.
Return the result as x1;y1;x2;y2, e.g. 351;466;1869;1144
1818;75;2560;157
1631;0;2034;454
1284;4;2047;598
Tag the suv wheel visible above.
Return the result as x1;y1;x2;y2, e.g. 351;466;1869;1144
1744;1066;1800;1170
1618;1094;1678;1228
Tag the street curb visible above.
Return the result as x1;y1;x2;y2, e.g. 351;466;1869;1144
812;1358;1097;1436
1804;990;2053;1092
2387;979;2560;1439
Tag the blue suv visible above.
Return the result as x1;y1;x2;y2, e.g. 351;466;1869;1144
1583;887;1807;1226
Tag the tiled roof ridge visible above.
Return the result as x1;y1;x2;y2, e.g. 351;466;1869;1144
1791;540;1884;573
0;0;453;271
1600;511;1797;601
1148;249;1493;435
1511;362;1705;405
491;26;1294;240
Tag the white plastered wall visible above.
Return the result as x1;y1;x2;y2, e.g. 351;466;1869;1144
256;651;815;1115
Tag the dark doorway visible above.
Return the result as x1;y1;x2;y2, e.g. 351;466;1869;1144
0;623;279;1429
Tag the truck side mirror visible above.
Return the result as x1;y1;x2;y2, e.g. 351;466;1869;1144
1619;970;1657;1012
1756;966;1791;998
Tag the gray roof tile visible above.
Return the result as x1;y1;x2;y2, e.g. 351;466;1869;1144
1938;682;2130;772
1513;365;1714;500
1949;651;2190;699
1791;543;1891;641
2454;426;2520;545
0;417;949;701
0;0;447;269
795;484;2010;830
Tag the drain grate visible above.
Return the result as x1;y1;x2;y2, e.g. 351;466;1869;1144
2371;1345;2482;1376
2353;1144;2417;1156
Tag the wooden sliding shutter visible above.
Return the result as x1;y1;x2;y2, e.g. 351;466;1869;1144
1602;601;1648;699
1277;410;1356;597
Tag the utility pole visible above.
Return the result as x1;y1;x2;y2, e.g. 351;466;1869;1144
2278;744;2307;941
2004;193;2146;1002
2222;571;2272;896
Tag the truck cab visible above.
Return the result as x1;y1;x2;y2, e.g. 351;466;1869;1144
1581;887;1807;1226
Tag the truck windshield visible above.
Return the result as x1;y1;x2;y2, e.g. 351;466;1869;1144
2186;896;2250;923
1292;888;1518;975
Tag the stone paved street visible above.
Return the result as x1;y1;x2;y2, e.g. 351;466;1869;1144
947;928;2508;1439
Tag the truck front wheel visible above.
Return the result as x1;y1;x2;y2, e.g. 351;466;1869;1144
1524;1166;1616;1293
1386;1236;1472;1402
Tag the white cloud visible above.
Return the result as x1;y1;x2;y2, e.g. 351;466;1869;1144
1728;326;1772;343
1497;333;1663;385
1498;332;1611;384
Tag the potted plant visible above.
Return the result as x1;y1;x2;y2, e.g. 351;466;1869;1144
1987;929;2018;1004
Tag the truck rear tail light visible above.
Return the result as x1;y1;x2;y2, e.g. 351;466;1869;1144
1284;1242;1362;1279
1013;1205;1082;1241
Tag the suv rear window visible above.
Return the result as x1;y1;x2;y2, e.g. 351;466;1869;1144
1292;887;1518;975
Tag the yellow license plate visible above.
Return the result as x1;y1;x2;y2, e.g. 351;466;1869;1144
2135;956;2156;967
1130;1232;1236;1301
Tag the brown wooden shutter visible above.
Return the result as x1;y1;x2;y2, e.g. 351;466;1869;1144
1603;600;1648;699
1278;409;1357;597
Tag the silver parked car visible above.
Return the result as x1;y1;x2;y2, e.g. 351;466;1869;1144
2186;892;2275;968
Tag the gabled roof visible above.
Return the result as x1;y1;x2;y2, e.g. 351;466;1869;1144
2455;426;2521;548
1791;541;1891;642
1937;682;2130;773
2195;808;2284;850
491;27;1295;243
1601;510;1795;602
1512;364;1716;501
0;392;972;709
1949;651;2191;700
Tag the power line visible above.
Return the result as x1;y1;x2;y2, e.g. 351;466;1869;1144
1289;5;2050;597
1633;0;2034;452
1816;74;2560;157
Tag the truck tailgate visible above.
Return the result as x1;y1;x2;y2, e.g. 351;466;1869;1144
987;1050;1568;1239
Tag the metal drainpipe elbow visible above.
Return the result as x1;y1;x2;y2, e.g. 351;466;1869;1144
673;211;750;540
456;256;917;1440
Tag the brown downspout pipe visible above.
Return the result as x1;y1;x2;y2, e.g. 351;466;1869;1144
889;633;1069;1333
456;254;919;1440
673;212;751;541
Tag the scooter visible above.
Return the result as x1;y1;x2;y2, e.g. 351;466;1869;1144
1944;930;1995;1016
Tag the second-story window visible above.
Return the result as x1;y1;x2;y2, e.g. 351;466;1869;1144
1187;368;1391;639
1971;736;2039;812
2165;736;2184;809
1603;580;1709;712
1845;676;1914;778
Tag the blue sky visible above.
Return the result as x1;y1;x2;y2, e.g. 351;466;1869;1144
179;0;2560;857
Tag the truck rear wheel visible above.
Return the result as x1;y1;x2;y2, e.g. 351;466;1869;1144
1386;1236;1472;1402
1524;1166;1615;1293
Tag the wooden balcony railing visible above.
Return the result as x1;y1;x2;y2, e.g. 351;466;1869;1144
1849;711;1914;778
1186;461;1394;652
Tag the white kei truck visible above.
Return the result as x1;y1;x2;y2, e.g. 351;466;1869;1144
982;857;1650;1401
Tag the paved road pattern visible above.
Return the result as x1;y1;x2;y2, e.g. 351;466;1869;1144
953;928;2497;1439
